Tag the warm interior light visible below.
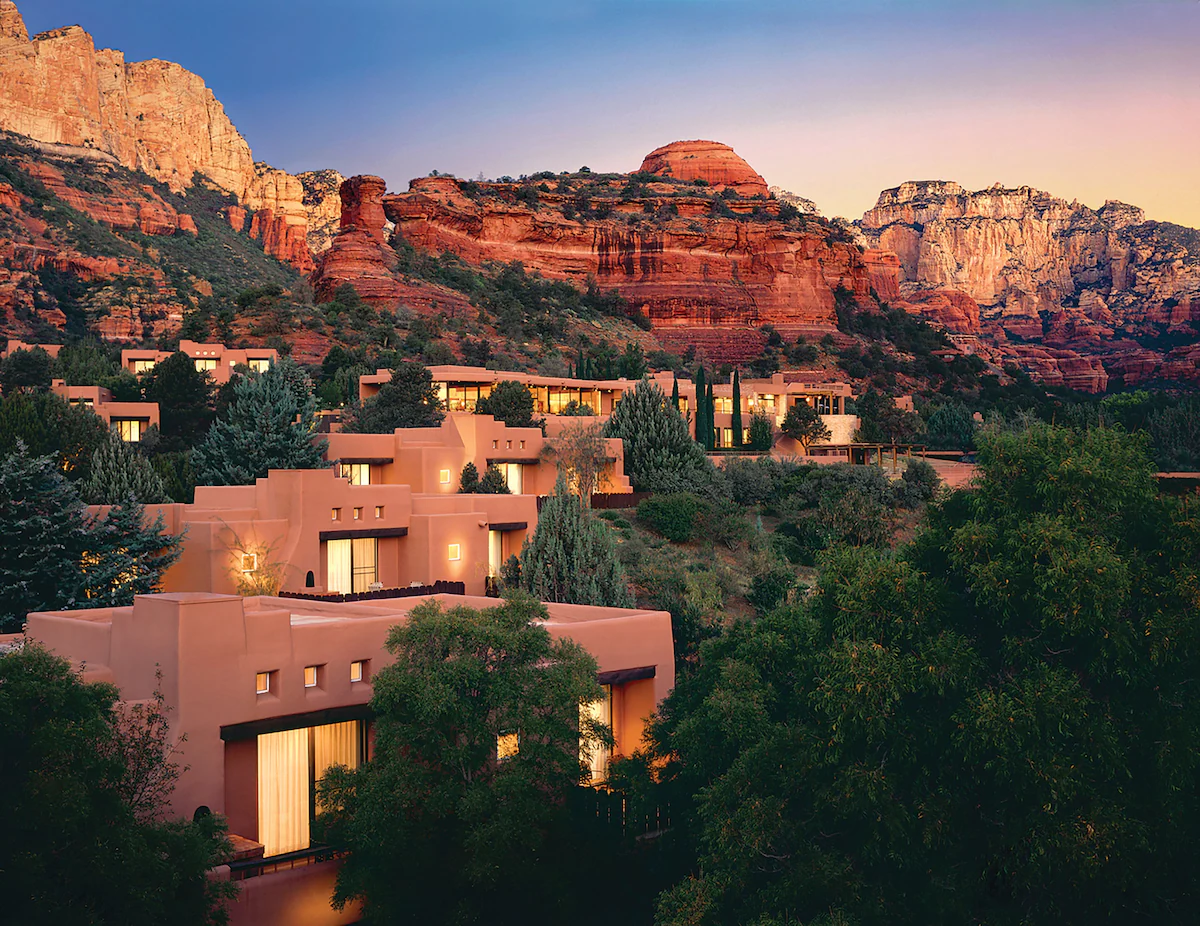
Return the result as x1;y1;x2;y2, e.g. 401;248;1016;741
448;543;461;562
439;469;451;485
256;672;271;695
497;732;519;761
350;660;365;683
304;666;318;688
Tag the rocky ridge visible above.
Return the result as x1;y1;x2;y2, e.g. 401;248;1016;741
0;1;326;271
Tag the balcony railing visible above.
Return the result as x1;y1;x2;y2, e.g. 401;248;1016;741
227;845;347;882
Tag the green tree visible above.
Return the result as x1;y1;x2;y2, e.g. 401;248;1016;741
520;476;633;607
0;445;183;632
342;361;444;433
780;400;831;453
644;422;1200;926
618;342;647;380
0;346;54;394
730;369;744;449
746;412;775;451
0;390;109;481
144;352;215;452
0;643;235;924
855;387;920;444
458;460;481;492
925;400;977;450
316;595;609;925
694;366;709;450
193;359;327;486
476;380;539;429
82;428;170;504
604;380;711;493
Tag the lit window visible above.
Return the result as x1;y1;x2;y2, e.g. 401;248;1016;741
353;507;362;521
492;440;498;449
132;359;156;375
339;462;370;485
350;660;367;683
331;508;341;521
194;358;218;372
374;506;384;519
248;358;272;373
241;553;258;573
581;685;612;784
506;440;512;449
114;419;144;442
439;469;451;485
497;732;519;761
256;672;271;695
304;665;319;688
519;440;526;450
448;543;461;562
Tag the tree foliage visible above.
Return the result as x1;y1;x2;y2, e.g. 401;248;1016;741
192;359;327;486
144;352;215;452
0;390;109;481
520;476;633;607
854;387;921;444
316;595;609;925
0;346;54;394
780;400;831;452
83;428;169;504
458;461;512;494
545;419;609;503
605;380;711;493
342;361;444;433
476;380;539;429
0;643;235;924
641;422;1200;926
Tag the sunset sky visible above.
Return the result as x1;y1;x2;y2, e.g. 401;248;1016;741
25;0;1200;226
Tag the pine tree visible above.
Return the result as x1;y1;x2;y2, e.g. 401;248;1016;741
193;359;327;486
519;475;633;607
459;461;481;492
82;429;169;504
478;464;512;494
604;379;711;493
144;351;215;452
731;368;744;449
342;361;444;433
81;500;185;607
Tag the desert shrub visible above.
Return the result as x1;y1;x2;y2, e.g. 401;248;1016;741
637;493;706;543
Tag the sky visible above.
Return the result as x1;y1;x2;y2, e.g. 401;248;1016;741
22;0;1200;226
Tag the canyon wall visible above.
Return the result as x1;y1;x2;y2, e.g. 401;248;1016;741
0;1;320;270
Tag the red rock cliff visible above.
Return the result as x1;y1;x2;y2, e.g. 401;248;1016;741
310;175;402;306
640;140;769;197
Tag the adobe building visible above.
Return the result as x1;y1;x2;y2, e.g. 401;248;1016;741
121;340;278;383
22;591;675;926
359;364;858;454
325;412;631;497
51;379;161;442
141;466;538;598
2;338;62;359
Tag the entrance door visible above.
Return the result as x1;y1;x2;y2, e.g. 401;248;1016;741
488;530;503;577
327;538;378;594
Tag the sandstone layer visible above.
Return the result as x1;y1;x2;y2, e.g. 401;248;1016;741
310;175;403;306
0;2;322;270
640;140;769;197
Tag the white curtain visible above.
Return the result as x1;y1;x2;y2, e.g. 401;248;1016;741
327;539;352;594
488;530;502;577
580;686;612;784
257;729;310;856
313;721;360;781
351;538;378;592
504;463;523;495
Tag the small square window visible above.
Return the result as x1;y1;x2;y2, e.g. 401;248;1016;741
241;552;258;573
375;505;384;519
255;671;271;695
492;440;498;449
448;543;461;562
353;507;362;521
304;665;319;688
439;469;451;485
350;660;367;683
519;440;526;450
497;732;519;761
331;507;341;521
506;440;512;449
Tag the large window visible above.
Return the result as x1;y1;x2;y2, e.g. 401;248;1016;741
580;686;612;784
814;395;832;415
113;419;144;442
492;462;523;494
248;358;272;373
256;720;364;857
339;462;371;485
326;537;378;594
488;530;503;578
194;358;218;373
132;359;156;375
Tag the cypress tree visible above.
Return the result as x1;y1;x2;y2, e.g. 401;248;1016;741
694;366;707;447
519;475;633;607
706;380;716;451
671;377;681;411
82;429;169;504
731;368;744;449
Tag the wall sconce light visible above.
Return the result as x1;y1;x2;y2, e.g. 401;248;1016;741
448;543;461;562
241;553;258;573
439;469;451;485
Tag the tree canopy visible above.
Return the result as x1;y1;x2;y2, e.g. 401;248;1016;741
640;422;1200;926
342;361;444;433
605;380;711;493
316;595;609;925
780;400;831;452
144;352;215;452
83;428;170;504
193;358;327;486
0;346;54;394
475;380;540;429
0;643;235;924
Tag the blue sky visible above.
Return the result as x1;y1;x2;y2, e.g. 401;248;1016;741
22;0;1200;225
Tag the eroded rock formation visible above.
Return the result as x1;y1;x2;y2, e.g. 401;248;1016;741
640;140;769;197
0;1;323;270
298;169;347;254
310;175;403;306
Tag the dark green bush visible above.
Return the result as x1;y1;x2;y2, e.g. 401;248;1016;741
637;493;706;543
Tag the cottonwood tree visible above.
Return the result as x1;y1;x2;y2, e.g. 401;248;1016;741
342;360;444;433
643;422;1200;926
83;428;170;504
604;380;710;493
780;400;831;453
193;359;327;485
0;643;235;924
543;419;609;504
520;475;633;607
316;595;610;925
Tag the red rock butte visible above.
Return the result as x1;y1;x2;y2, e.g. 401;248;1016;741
639;140;769;197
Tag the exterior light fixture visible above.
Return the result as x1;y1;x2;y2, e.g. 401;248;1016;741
241;553;258;573
439;469;451;485
448;543;461;562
